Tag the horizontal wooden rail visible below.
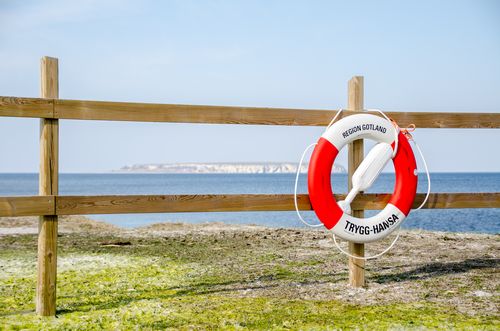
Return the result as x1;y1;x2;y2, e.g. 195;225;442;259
52;193;500;214
55;194;312;215
0;193;498;217
0;196;55;217
1;96;499;128
0;97;53;118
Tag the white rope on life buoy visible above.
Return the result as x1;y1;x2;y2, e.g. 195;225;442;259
294;108;431;259
294;108;398;227
331;137;431;260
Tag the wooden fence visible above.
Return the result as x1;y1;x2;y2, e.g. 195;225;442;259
1;57;499;316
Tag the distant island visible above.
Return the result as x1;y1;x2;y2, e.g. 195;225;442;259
114;163;346;174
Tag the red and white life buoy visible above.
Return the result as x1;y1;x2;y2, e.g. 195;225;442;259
307;113;418;243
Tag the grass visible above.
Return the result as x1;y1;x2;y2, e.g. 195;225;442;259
0;222;498;330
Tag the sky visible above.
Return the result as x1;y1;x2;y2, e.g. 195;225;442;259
0;0;499;173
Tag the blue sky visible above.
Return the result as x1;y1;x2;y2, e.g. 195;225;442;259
0;0;499;172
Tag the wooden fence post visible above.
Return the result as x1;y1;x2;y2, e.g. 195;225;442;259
36;56;59;316
347;76;365;287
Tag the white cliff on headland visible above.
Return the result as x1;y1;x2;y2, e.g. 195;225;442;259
115;163;346;174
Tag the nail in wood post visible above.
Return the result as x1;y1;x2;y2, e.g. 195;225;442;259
36;56;59;316
347;76;365;287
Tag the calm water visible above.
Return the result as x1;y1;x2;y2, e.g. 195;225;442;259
1;173;499;234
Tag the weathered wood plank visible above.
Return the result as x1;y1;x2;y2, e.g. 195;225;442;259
54;193;500;216
55;194;314;215
0;97;53;118
54;99;339;125
358;192;500;209
49;100;500;128
37;56;59;317
347;75;365;287
0;196;55;216
417;192;500;209
0;193;498;217
0;96;499;128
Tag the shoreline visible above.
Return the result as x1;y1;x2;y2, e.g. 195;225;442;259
1;215;499;236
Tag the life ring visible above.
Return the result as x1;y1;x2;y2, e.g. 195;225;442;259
307;113;417;243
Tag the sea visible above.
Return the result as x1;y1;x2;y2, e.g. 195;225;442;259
0;173;499;234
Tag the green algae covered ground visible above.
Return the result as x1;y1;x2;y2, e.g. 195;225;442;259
0;217;498;330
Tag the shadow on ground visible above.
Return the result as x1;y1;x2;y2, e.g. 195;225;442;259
54;270;350;316
374;257;498;283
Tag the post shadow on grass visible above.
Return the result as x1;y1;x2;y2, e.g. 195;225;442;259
55;278;278;315
55;271;348;316
373;258;498;283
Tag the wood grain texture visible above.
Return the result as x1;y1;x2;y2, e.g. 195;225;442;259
36;215;57;316
40;57;58;101
56;194;315;215
0;97;53;118
353;192;500;209
39;57;59;196
0;96;498;128
56;193;500;215
53;99;338;125
0;193;497;217
0;196;55;216
347;76;365;288
37;56;59;317
39;119;58;196
44;100;500;128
